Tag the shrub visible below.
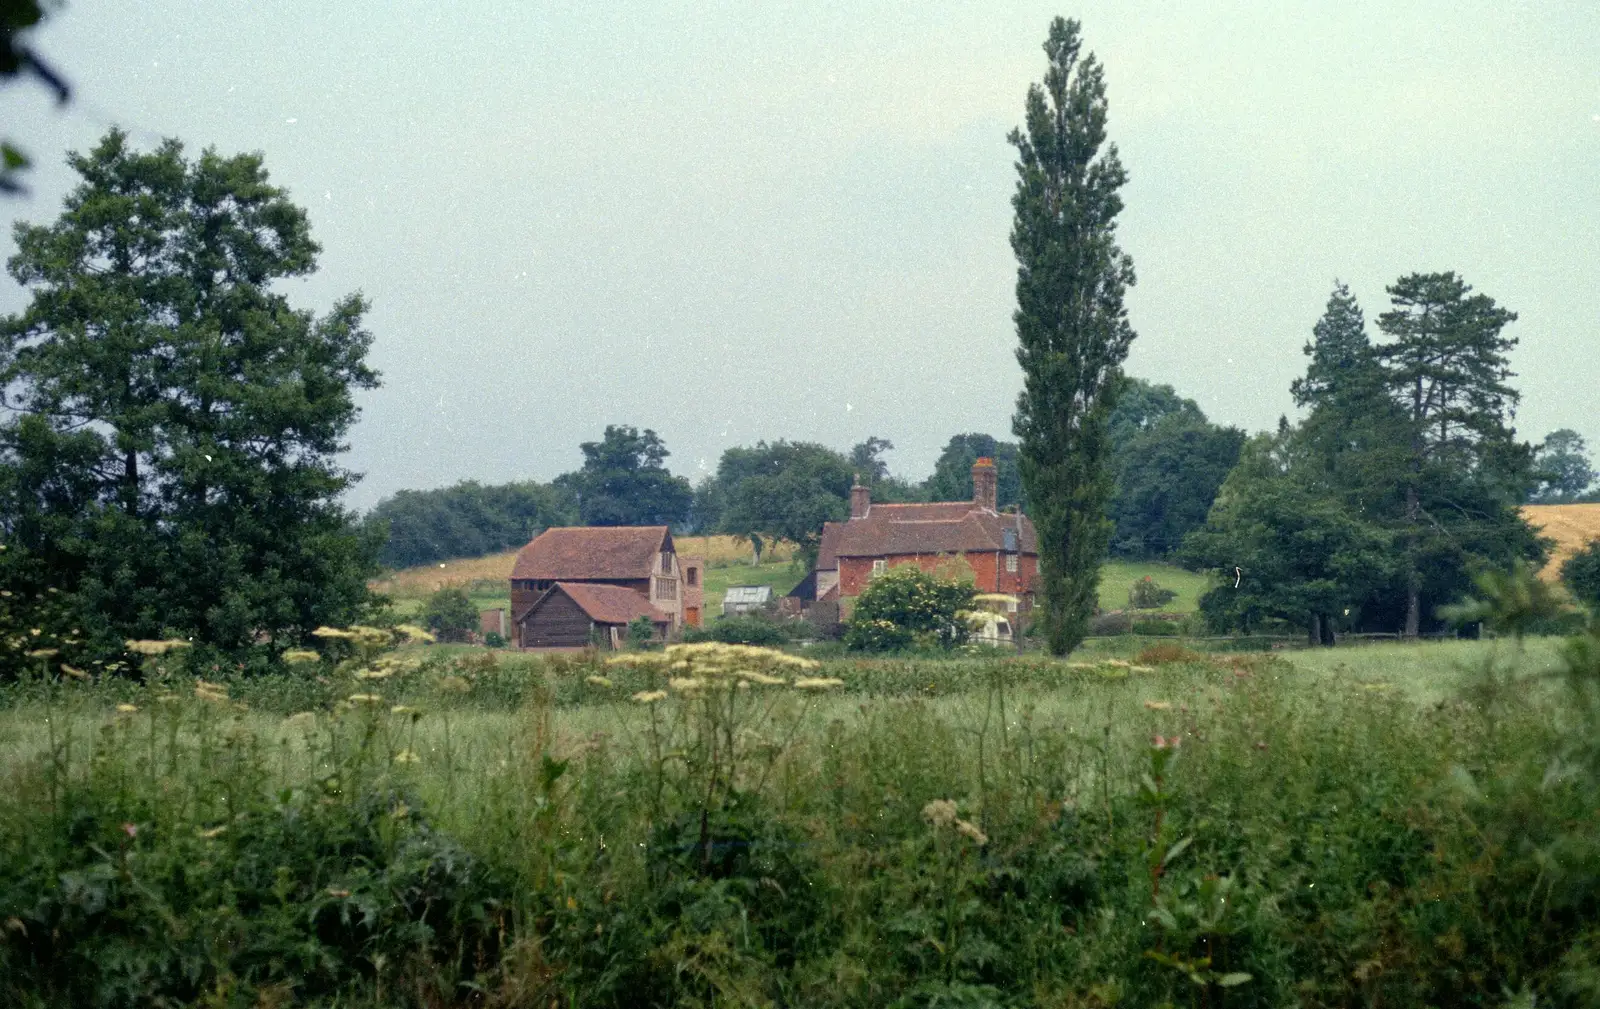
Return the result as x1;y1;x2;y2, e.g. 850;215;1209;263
1132;618;1180;636
1128;575;1178;609
626;615;657;648
1089;610;1132;636
683;613;797;647
484;630;506;648
420;586;476;642
1136;643;1206;665
1563;539;1600;612
844;566;976;651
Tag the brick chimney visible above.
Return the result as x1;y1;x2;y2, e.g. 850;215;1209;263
850;476;871;520
971;457;997;512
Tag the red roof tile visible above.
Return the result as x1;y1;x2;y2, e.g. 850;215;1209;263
511;526;672;581
818;503;1036;566
541;582;670;625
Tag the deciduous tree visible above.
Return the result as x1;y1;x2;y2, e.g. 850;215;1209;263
1009;18;1135;654
559;425;692;527
0;129;380;663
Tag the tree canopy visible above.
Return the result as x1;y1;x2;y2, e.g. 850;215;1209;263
366;479;576;568
0;129;380;670
559;425;692;527
1530;429;1595;503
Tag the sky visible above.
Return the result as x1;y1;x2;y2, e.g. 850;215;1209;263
2;1;1597;511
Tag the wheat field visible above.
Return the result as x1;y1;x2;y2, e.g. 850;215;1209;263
1521;503;1600;581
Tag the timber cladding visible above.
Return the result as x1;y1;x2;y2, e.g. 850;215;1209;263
518;588;594;649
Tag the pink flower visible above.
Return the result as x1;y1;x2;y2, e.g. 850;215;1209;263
121;822;137;839
1152;735;1169;750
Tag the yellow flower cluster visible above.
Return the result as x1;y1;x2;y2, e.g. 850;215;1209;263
194;680;229;704
921;798;987;846
311;625;392;646
608;642;834;697
126;639;192;656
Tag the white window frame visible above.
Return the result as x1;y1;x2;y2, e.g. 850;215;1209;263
871;559;886;577
1006;554;1018;573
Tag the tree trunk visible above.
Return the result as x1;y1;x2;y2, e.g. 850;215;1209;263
1309;613;1321;647
1403;484;1421;638
123;449;139;516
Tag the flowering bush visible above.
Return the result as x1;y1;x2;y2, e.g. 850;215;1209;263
843;565;976;651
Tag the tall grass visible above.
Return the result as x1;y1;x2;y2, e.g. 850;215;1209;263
3;636;1599;1007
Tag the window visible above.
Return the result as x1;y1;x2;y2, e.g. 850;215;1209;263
661;551;672;574
1006;599;1017;613
685;567;698;587
872;559;886;577
1006;554;1018;574
655;576;676;600
1002;528;1018;552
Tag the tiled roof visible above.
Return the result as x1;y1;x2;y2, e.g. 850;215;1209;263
537;582;669;625
818;503;1036;566
511;526;672;581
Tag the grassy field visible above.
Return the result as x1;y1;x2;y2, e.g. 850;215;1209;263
1096;558;1213;613
3;629;1598;1006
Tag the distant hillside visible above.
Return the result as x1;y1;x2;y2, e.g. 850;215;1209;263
1522;504;1600;581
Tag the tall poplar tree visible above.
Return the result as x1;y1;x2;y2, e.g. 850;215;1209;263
1009;17;1135;654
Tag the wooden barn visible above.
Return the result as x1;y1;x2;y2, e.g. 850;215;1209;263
510;525;700;649
515;582;671;650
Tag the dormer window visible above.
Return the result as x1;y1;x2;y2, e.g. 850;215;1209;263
660;551;672;574
1003;529;1018;553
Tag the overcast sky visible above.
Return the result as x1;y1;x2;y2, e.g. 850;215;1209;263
3;1;1597;510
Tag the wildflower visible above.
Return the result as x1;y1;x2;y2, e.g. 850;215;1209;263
197;825;227;839
1153;735;1170;750
393;749;420;764
1143;700;1172;711
1130;665;1156;674
391;802;410;819
326;887;351;898
283;711;317;730
26;648;58;659
393;624;436;644
793;677;844;691
1254;741;1268;751
121;822;138;839
922;799;959;828
436;675;471;694
115;703;139;714
283;649;320;664
737;671;787;687
632;690;667;704
347;693;383;704
126;639;191;655
311;626;357;640
60;664;89;680
354;667;393;680
195;681;229;703
1103;659;1132;668
955;819;989;846
390;705;419;716
585;675;614;689
669;677;707;692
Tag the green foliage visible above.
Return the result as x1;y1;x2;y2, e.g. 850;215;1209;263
625;615;656;648
558;424;691;527
366;479;575;568
1532;429;1596;503
0;129;381;666
1110;411;1245;558
683;613;799;647
1562;540;1600;612
922;434;1021;508
1009;19;1135;655
0;0;68;196
1127;575;1177;609
1131;618;1180;636
420;586;476;643
845;565;976;651
712;440;854;563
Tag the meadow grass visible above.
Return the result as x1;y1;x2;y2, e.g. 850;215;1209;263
4;633;1599;1006
1096;560;1214;614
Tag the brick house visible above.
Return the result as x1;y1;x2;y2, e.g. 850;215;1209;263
510;526;693;649
807;458;1039;616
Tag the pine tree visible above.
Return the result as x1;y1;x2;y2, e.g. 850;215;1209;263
1009;18;1135;654
1373;272;1533;636
1291;282;1370;410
